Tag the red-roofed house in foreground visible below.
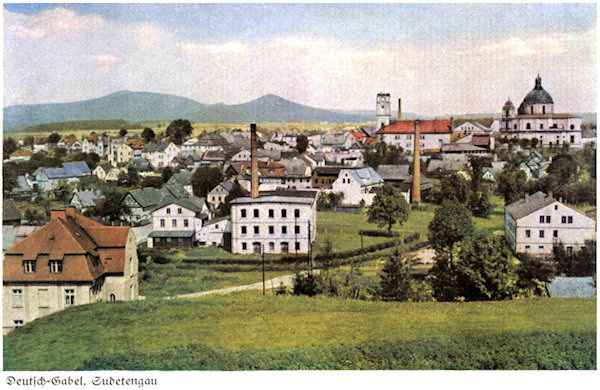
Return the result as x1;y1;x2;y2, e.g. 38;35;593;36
377;119;452;153
3;207;138;333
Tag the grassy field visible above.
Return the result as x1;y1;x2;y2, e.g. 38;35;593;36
3;294;595;370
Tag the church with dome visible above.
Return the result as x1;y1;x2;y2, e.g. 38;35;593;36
500;75;582;147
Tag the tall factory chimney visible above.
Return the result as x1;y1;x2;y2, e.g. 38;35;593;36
411;119;421;204
398;98;402;121
250;123;259;198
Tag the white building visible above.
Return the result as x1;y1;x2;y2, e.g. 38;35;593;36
331;167;383;206
197;216;231;247
142;142;180;170
230;193;317;254
500;75;582;147
375;93;391;131
504;192;596;255
377;119;452;152
147;199;207;249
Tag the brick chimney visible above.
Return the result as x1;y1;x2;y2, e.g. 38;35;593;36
398;98;402;121
250;123;259;198
411;119;421;204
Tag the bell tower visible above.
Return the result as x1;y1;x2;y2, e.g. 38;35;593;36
376;93;391;130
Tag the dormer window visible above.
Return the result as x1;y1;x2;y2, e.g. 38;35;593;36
49;260;63;273
23;260;36;274
166;208;171;214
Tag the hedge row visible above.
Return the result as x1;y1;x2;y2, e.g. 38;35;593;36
82;330;596;370
358;230;401;237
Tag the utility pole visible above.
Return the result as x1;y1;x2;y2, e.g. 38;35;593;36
360;231;364;252
262;244;265;295
308;220;312;273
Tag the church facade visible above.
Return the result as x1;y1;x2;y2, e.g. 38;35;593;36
500;75;582;147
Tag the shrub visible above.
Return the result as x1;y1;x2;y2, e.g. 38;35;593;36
293;272;325;297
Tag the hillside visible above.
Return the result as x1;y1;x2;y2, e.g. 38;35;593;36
3;91;372;132
3;294;595;370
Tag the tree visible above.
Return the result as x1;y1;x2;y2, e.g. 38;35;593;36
553;241;596;277
119;128;128;137
161;167;173;184
23;136;34;147
69;152;100;171
141;127;156;143
140;176;164;188
437;173;470;204
192;167;224;197
316;192;343;211
94;190;129;221
318;237;334;275
363;143;403;169
428;200;474;253
3;137;18;160
379;245;416;302
24;209;47;225
367;184;410;234
295;135;309;154
496;163;528;204
47;133;61;144
166;119;193;145
126;166;140;187
51;180;74;202
547;153;578;189
516;253;556;296
293;272;325;297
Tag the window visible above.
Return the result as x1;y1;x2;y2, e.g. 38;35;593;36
294;209;300;218
567;246;574;255
526;123;531;129
241;226;247;235
282;226;287;234
555;205;558;210
553;230;558;238
172;219;177;227
110;294;116;301
539;216;544;223
49;260;63;273
178;238;183;243
23;260;36;273
546;216;550;223
568;216;573;224
242;242;247;251
254;226;259;234
160;219;165;227
540;124;544;129
269;209;274;218
269;242;275;251
538;246;544;252
281;242;289;253
525;245;530;251
184;219;189;228
281;209;287;218
166;238;172;243
166;208;171;214
14;320;23;328
295;225;300;234
570;135;575;143
178;208;182;214
539;230;545;238
241;209;247;218
542;106;546;114
253;209;259;218
295;242;300;250
562;216;567;224
12;289;23;308
65;289;75;306
38;288;49;308
253;242;261;253
525;230;531;238
269;226;274;234
570;125;575;130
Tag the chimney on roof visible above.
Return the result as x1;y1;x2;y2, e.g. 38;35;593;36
411;120;421;204
65;207;77;219
50;210;66;220
548;191;553;199
251;123;259;198
398;98;402;121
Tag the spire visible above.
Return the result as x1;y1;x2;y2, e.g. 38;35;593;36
535;74;542;89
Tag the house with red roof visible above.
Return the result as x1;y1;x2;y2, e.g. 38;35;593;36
376;119;452;153
3;207;138;333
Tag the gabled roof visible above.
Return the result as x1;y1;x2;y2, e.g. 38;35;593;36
4;208;131;282
376;165;410;181
63;161;91;176
314;166;345;176
546;277;596;298
441;143;488;153
144;141;174;153
154;197;203;213
72;191;105;207
377;119;452;135
168;171;193;187
125;188;163;208
341;167;383;187
161;184;189;199
209;181;234;195
505;192;556;220
126;138;147;150
3;199;22;222
97;162;113;172
10;150;33;158
280;158;308;176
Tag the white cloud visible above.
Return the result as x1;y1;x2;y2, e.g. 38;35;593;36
182;42;250;55
479;31;592;58
91;54;120;69
6;24;45;39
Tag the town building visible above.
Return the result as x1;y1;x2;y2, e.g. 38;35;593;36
3;207;138;333
147;198;207;249
33;162;91;192
375;93;391;130
331;167;383;206
504;192;596;256
70;190;105;214
377;119;452;153
197;216;231;248
142;142;180;169
500;75;582;147
311;166;344;189
207;182;234;209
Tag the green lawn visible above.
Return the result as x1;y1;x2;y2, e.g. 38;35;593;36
4;294;595;370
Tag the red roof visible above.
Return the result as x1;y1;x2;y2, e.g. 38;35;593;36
350;130;366;140
364;137;378;145
377;119;452;135
126;138;147;150
3;208;130;283
10;150;33;157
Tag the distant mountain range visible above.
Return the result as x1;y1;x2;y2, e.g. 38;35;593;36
3;90;596;132
3;91;373;132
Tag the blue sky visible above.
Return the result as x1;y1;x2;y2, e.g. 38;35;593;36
3;3;597;115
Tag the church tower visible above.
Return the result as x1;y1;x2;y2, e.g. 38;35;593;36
376;93;391;130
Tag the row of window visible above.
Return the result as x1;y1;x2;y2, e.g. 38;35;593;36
240;225;301;235
12;288;74;308
240;208;300;219
160;218;190;228
165;207;183;215
240;241;300;252
22;260;62;274
537;215;573;224
524;245;573;254
525;229;559;238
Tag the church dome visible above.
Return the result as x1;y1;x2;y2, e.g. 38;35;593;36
503;99;515;110
518;75;553;114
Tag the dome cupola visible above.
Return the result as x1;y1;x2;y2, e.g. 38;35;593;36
517;75;554;115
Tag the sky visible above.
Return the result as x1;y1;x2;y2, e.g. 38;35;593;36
3;3;597;116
